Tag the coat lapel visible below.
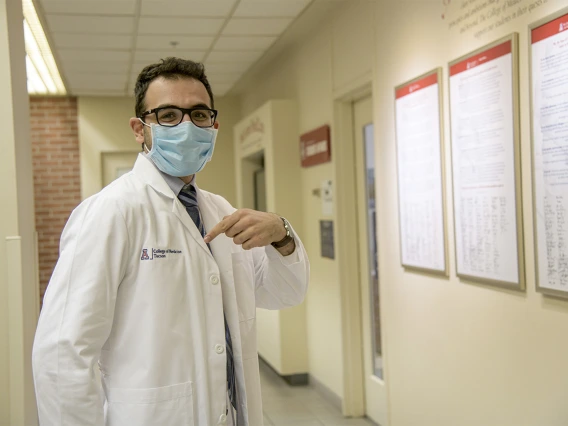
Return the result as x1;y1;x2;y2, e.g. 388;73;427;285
172;200;213;258
132;154;213;258
197;187;234;273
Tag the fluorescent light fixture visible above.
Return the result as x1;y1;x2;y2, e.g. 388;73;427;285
26;55;48;94
22;0;66;95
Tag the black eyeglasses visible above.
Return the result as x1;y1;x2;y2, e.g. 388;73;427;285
139;106;218;128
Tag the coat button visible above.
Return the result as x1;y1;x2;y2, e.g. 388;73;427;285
215;344;225;354
210;275;219;285
219;413;227;424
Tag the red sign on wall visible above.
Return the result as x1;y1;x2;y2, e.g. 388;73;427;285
300;125;331;167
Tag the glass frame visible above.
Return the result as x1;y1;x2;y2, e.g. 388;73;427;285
528;7;568;298
447;33;525;290
394;68;449;276
139;106;218;128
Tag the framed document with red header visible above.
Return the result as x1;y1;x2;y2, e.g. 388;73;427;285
529;8;568;298
395;68;448;275
448;34;525;290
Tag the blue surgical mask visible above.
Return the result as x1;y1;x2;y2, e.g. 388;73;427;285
144;121;217;177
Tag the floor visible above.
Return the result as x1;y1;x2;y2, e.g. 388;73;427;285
260;361;377;426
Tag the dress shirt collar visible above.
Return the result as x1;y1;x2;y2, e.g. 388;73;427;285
142;152;195;197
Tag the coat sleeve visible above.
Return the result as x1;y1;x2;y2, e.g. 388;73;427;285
32;195;129;426
210;193;309;310
251;222;310;310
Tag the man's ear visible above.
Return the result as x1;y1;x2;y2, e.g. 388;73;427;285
213;121;220;130
129;117;145;145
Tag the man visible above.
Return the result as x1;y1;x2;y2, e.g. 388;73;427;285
32;57;309;426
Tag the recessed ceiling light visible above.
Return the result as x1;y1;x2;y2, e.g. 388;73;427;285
22;0;66;95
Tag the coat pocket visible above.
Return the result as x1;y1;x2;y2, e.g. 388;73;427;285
105;381;193;426
231;252;256;322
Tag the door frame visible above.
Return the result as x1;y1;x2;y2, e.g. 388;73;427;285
331;74;374;417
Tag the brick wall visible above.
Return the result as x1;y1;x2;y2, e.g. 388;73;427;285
30;97;81;302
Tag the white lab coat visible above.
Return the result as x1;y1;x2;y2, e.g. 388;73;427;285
32;154;309;426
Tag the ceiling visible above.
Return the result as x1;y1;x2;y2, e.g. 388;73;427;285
35;0;341;98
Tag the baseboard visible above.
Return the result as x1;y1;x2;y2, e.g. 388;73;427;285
258;356;379;425
258;356;309;386
308;374;342;412
282;373;309;386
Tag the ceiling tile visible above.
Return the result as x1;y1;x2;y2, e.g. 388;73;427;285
59;60;131;74
136;35;214;51
46;15;135;34
67;73;127;85
67;74;128;91
206;50;264;63
222;18;292;36
138;17;224;36
233;0;311;18
72;89;130;97
140;0;236;17
52;33;132;50
133;50;207;66
41;0;136;15
213;36;277;50
68;82;127;93
207;73;241;84
58;49;130;63
203;62;252;73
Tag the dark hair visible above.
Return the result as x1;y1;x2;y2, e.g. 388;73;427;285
134;57;214;117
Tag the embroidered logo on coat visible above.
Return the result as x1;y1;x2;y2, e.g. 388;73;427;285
140;248;182;261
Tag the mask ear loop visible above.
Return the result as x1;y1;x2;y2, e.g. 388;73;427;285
138;117;152;153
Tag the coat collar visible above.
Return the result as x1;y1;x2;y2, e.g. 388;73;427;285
132;155;211;257
132;154;176;199
132;154;232;268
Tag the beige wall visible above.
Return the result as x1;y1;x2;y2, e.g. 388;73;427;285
377;1;568;425
236;0;375;400
201;96;240;205
78;96;240;205
234;100;309;376
78;97;136;199
237;0;568;423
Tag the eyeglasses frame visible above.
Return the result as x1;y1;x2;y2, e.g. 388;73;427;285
138;106;218;128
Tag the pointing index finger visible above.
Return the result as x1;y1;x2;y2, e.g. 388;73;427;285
204;212;239;243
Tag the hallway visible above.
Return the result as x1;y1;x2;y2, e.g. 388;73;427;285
260;361;377;426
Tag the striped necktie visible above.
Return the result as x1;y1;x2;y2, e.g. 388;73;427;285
178;184;238;412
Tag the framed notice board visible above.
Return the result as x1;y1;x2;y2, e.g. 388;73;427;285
529;8;568;298
448;34;525;290
395;68;448;275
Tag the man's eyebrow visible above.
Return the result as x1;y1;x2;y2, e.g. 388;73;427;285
154;103;178;109
191;103;212;109
154;103;212;110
